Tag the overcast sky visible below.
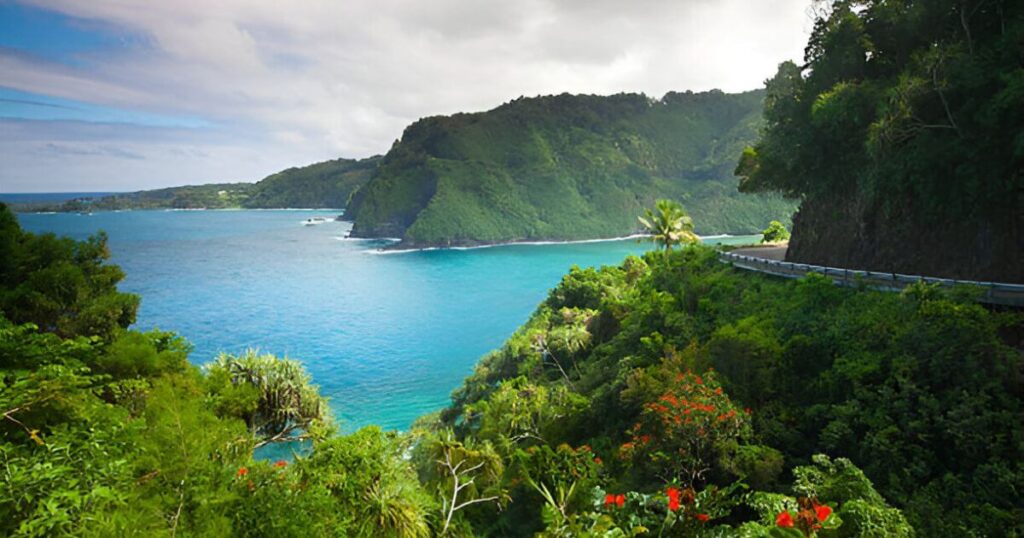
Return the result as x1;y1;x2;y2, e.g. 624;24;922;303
0;0;813;192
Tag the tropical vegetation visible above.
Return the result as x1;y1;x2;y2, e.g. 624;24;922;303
760;221;790;244
3;199;1020;536
638;199;700;254
735;0;1023;282
3;1;1022;535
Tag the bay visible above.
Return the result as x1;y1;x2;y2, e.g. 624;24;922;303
16;209;758;431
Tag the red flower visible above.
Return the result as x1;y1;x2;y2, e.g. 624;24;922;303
273;460;288;468
236;467;248;478
615;494;626;507
814;504;832;522
695;513;710;522
666;487;681;511
776;511;794;528
604;494;616;508
594;457;603;465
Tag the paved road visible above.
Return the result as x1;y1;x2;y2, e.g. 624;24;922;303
719;249;1024;307
730;244;787;261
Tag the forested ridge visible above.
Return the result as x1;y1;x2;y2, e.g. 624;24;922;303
736;0;1023;282
15;157;380;213
345;90;794;248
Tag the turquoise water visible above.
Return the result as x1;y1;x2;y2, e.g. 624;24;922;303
16;210;757;431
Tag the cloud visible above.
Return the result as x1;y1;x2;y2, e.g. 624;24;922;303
2;0;813;191
42;142;145;160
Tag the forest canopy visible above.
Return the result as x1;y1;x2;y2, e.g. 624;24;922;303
4;201;1020;535
736;0;1023;281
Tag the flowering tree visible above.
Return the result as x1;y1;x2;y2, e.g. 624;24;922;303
620;370;749;486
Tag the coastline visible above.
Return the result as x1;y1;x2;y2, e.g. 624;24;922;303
362;233;752;254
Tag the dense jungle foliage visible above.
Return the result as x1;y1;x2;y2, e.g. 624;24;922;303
3;200;1020;536
14;157;379;213
735;0;1023;282
431;246;1022;536
345;90;795;247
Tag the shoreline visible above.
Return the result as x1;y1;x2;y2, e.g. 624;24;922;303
362;233;752;254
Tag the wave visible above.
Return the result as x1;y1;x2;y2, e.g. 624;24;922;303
363;233;755;255
365;234;651;255
334;236;402;243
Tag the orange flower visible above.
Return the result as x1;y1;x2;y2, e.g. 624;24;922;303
776;511;794;528
814;504;832;522
695;513;709;522
594;457;603;465
604;494;616;508
236;467;248;478
666;487;681;511
615;494;626;507
273;460;288;469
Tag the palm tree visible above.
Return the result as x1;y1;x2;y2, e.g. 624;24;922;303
638;199;699;255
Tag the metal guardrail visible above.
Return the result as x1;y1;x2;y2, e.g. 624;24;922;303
718;251;1024;307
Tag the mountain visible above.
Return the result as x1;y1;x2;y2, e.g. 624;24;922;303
243;157;380;209
24;156;380;212
344;90;795;248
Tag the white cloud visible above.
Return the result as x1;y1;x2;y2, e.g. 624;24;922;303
1;0;813;191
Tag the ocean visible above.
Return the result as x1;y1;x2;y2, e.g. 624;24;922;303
16;209;758;431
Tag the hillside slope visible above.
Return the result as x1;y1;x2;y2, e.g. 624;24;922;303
243;157;379;209
345;90;794;247
736;1;1023;282
31;157;380;212
436;246;1021;535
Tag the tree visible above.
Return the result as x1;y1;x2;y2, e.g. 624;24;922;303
761;220;791;243
638;199;699;256
417;429;505;535
734;1;1024;281
620;370;750;487
0;203;139;340
207;350;331;447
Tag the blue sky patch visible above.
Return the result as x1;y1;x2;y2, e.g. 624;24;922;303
0;3;149;66
0;87;209;128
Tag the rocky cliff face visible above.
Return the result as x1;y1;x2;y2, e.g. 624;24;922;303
787;190;1023;283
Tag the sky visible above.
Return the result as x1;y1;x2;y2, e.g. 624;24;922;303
0;0;813;193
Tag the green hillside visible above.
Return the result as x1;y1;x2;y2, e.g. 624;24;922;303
243;157;380;209
346;91;795;247
736;0;1023;282
26;157;380;212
